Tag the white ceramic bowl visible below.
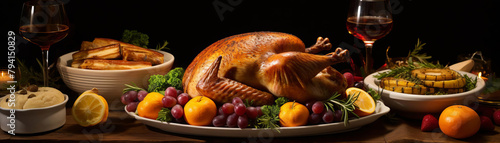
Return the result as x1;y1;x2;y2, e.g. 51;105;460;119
0;94;68;134
364;70;485;115
57;51;174;110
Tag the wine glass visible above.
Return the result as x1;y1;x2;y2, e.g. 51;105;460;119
19;0;69;87
346;0;393;74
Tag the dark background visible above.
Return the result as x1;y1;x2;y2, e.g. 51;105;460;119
2;0;498;75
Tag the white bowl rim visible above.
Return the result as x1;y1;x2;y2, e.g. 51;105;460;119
0;94;68;111
57;50;175;73
365;69;486;100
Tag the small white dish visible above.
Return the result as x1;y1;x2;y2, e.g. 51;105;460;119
0;94;68;134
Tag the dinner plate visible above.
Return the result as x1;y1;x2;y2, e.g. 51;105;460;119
126;101;390;137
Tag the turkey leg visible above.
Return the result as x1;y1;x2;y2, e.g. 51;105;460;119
306;37;332;54
196;56;275;105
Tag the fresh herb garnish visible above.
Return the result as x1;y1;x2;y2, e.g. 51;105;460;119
157;108;173;122
254;97;289;132
323;92;360;126
463;74;477;91
408;39;431;63
121;29;149;48
122;83;146;94
155;40;170;51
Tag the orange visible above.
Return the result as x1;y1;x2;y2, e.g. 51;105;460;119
346;87;375;117
72;88;109;127
184;96;217;126
137;92;164;119
279;101;309;127
439;105;480;139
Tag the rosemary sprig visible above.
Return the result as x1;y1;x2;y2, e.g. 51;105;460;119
408;39;431;63
155;40;170;51
323;92;360;126
123;83;146;94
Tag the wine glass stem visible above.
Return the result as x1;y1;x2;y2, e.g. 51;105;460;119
365;43;373;75
41;47;49;87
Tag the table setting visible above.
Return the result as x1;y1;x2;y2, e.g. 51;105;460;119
1;0;499;142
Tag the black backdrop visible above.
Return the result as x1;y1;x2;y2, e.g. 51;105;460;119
2;0;498;75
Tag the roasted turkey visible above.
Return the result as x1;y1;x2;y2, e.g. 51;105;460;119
183;32;348;105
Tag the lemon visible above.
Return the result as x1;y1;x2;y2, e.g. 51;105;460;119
72;88;109;127
346;87;376;117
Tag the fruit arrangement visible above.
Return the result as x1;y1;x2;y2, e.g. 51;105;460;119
420;104;500;139
122;71;379;131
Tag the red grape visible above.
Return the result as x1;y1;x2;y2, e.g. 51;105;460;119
232;97;243;105
343;72;355;87
165;87;178;98
222;103;235;115
237;115;249;129
256;106;263;116
246;107;258;119
176;90;182;95
226;113;238;128
137;90;148;101
308;113;322;124
323;110;334;123
121;94;130;105
218;107;225;115
126;102;139;112
234;103;246;116
177;93;190;106
121;91;137;105
312;101;325;114
354;81;365;90
212;115;226;127
305;101;315;112
162;96;177;108
333;110;342;122
171;104;184;119
127;91;138;101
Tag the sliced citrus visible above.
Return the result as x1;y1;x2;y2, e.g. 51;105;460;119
72;88;109;127
346;87;375;117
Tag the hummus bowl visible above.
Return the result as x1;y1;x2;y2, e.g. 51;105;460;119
0;94;68;134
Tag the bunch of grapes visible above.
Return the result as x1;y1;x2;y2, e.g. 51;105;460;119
121;90;148;112
212;97;263;129
305;101;342;124
162;87;191;122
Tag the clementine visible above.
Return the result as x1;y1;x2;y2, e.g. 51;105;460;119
279;101;309;127
439;105;480;139
137;92;164;119
184;96;217;126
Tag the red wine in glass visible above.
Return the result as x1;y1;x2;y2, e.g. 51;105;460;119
19;24;69;50
346;16;393;44
19;0;69;87
346;0;392;74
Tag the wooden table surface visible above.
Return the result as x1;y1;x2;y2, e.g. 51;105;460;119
1;108;499;143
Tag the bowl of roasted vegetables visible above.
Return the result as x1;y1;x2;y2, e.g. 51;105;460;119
364;64;485;114
57;38;174;110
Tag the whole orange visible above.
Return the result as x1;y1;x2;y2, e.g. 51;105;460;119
184;96;217;126
137;92;164;119
279;101;309;127
439;105;480;139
